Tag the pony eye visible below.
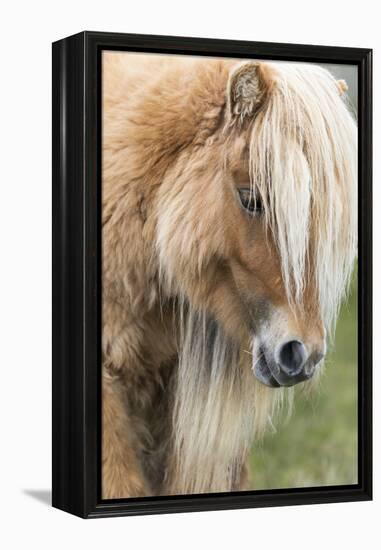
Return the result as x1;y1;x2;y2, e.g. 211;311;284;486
237;188;263;215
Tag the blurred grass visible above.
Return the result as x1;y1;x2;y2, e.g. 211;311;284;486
250;272;358;489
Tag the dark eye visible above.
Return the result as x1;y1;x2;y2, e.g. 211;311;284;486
237;188;263;215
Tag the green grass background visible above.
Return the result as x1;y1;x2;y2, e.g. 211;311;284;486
249;273;358;489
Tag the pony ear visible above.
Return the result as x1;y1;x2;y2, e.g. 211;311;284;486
336;79;348;96
227;62;272;120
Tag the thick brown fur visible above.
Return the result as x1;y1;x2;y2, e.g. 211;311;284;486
102;53;357;498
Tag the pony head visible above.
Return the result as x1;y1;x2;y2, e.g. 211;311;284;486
157;60;357;391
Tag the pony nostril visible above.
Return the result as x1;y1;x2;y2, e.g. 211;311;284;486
278;340;307;376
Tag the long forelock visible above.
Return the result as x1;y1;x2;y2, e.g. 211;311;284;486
248;63;357;333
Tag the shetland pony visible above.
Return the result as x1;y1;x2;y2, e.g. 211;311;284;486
101;53;357;498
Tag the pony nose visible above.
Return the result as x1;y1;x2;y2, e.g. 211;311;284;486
278;340;307;377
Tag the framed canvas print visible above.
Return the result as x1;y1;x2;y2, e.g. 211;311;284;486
52;32;372;518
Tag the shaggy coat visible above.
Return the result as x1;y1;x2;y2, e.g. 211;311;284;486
102;53;357;498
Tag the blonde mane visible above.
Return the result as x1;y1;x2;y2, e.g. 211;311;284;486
169;307;287;494
248;63;357;331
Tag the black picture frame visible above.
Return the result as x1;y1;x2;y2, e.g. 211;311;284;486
52;31;372;519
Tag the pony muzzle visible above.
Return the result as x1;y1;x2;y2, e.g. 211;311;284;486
253;340;325;388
